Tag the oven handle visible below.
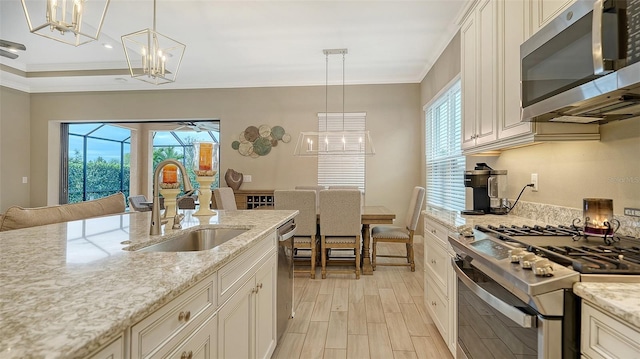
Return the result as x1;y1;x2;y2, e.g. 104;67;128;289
451;258;537;328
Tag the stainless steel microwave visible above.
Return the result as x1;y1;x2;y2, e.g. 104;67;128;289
521;0;640;124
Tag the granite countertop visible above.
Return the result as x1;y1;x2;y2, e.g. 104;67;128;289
574;282;640;329
0;209;297;359
422;206;545;232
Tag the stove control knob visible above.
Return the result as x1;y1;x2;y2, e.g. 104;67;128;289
508;248;526;263
519;253;538;269
532;259;554;277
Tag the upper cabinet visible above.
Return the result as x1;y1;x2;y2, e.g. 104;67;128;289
460;0;599;155
461;0;498;150
530;0;577;35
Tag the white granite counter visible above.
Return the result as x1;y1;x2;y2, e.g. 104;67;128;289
574;282;640;329
423;206;546;233
0;209;296;359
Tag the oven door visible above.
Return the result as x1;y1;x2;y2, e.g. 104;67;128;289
452;257;564;359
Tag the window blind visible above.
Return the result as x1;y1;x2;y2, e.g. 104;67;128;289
317;113;366;190
425;79;465;212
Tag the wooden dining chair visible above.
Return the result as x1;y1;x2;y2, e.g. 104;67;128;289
275;190;318;278
213;187;238;210
319;189;362;279
128;195;151;212
371;186;425;271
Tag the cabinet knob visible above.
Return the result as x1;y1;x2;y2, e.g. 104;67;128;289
181;351;193;359
178;310;191;322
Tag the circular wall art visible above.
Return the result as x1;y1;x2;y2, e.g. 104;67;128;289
233;124;290;158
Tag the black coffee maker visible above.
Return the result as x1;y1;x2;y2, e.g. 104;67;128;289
462;163;492;215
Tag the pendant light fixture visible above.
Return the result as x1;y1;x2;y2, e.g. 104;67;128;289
293;49;375;157
21;0;111;46
121;0;185;85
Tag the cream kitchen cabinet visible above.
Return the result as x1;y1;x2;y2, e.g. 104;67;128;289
88;336;124;359
217;252;277;359
581;302;640;359
461;0;498;150
461;0;599;155
529;0;576;36
424;219;457;355
130;271;218;359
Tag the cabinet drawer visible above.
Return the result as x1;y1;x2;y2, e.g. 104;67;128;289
424;220;450;248
425;241;449;294
163;313;217;359
425;273;449;342
89;335;124;359
131;272;217;359
581;302;640;359
218;232;276;305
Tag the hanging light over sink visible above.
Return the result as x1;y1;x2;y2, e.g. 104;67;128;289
20;0;111;46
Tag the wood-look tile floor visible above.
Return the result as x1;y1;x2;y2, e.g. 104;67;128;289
272;237;454;359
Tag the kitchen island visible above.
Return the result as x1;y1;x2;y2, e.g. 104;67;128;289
0;209;296;358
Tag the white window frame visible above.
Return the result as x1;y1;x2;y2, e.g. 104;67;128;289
424;77;465;212
317;112;367;191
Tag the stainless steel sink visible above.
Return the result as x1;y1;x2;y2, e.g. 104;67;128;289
137;228;248;252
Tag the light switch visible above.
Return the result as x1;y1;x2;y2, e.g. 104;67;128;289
22;177;28;184
244;175;252;183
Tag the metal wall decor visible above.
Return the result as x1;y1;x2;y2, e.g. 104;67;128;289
231;125;291;157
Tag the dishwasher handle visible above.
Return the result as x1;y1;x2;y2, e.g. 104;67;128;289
278;222;297;242
451;258;537;328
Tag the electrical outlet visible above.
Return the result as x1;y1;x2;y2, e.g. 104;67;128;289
530;173;538;192
244;175;252;183
624;208;640;217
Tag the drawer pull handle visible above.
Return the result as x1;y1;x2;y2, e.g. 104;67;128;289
431;301;437;306
178;311;191;322
181;350;193;359
431;259;436;264
257;283;263;290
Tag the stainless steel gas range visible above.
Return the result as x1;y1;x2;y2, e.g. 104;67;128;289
448;224;640;359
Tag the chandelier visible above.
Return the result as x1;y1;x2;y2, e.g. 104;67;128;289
121;0;185;85
293;49;375;157
20;0;111;46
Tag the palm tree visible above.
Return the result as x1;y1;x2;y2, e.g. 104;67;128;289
153;147;184;168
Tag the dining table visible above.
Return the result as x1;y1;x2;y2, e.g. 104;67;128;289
359;206;396;275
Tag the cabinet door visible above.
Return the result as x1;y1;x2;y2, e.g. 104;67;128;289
475;0;498;147
218;278;254;359
461;12;478;150
530;0;576;36
255;254;277;359
498;0;533;140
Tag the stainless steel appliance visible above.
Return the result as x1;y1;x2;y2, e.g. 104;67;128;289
521;0;640;124
450;223;640;359
488;170;509;215
463;163;509;215
276;219;296;342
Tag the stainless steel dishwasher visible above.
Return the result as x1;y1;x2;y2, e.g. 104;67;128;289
276;219;296;342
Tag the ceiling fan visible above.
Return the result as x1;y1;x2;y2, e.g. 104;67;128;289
174;121;218;132
0;39;26;60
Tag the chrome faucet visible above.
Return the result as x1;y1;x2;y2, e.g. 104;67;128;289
150;159;196;235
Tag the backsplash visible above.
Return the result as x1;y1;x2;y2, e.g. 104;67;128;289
509;200;640;238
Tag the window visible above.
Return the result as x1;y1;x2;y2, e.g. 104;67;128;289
152;125;220;191
62;123;131;204
317;113;366;190
425;78;465;211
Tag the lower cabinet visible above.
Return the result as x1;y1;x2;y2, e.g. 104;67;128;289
581;302;640;359
423;219;457;355
123;231;278;359
88;336;124;359
218;253;277;359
